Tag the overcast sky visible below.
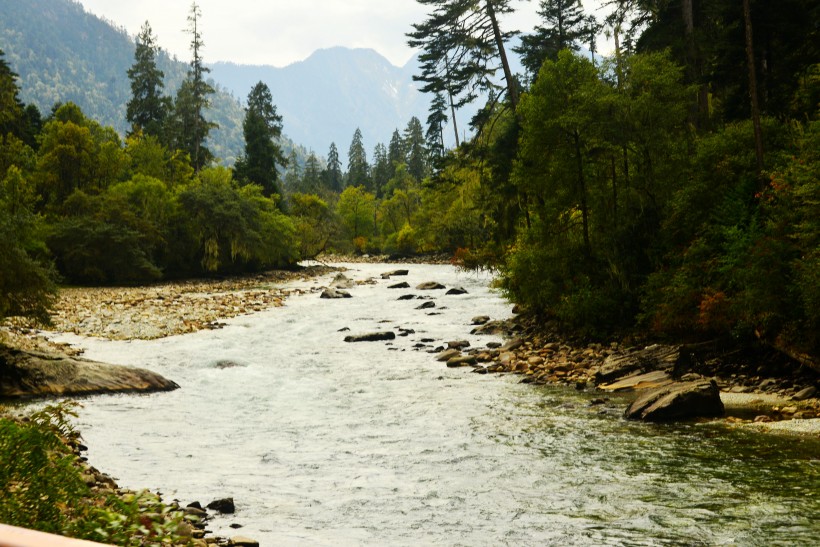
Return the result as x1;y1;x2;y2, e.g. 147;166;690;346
75;0;610;67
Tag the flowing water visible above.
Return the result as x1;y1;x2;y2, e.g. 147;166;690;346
52;263;819;546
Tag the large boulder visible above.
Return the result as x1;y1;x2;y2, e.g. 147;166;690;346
320;287;352;299
624;379;724;421
594;344;681;384
0;347;179;399
416;282;446;290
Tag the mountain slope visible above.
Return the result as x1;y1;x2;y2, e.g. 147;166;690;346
211;47;431;155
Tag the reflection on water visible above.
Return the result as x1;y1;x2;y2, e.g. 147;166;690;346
53;263;819;546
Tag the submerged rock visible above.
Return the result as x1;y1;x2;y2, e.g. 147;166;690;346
381;269;410;278
416;282;446;290
0;347;179;399
416;301;436;310
389;282;411;289
320;288;352;299
207;497;236;514
329;273;355;289
446;287;468;295
343;332;397;343
624;379;724;421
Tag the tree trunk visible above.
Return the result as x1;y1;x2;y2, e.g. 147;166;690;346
485;0;519;109
742;0;765;177
444;57;460;147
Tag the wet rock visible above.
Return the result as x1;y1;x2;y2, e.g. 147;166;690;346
471;320;508;335
320;288;352;299
0;347;179;399
398;294;417;300
471;316;490;325
344;332;397;343
447;355;477;367
792;386;817;401
416;282;446;290
446;287;468;295
381;269;409;278
486;342;502;349
389;282;411;289
436;349;461;362
598;370;673;393
214;360;243;369
447;340;471;350
416;301;436;310
329;273;355;289
500;339;523;352
207;497;235;514
624;379;724;422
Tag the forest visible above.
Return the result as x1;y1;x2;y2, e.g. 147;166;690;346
1;0;819;363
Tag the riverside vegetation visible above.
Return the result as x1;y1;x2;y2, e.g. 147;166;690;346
1;0;819;542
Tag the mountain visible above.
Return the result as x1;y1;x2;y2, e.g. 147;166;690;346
211;48;431;156
0;0;436;165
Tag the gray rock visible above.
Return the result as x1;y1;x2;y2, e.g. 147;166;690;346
329;272;355;289
398;294;416;300
207;497;235;514
500;338;523;352
389;282;411;289
446;287;468;295
320;287;352;299
0;347;179;399
416;282;446;290
416;301;436;310
471;316;490;325
595;344;681;384
382;269;409;278
624;380;724;421
344;332;397;342
471;320;508;335
792;386;817;401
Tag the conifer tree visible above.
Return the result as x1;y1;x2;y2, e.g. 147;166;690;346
371;143;392;197
515;0;590;79
326;142;343;192
126;22;169;139
425;92;448;160
404;116;428;182
234;81;286;198
388;129;405;170
346;128;370;190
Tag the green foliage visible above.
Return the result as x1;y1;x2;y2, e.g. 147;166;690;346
289;192;335;259
234;82;286;198
126;22;170;139
0;403;189;544
336;185;376;249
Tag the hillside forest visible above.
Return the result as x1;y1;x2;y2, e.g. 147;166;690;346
1;0;818;364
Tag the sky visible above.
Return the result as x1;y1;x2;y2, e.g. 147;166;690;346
75;0;611;68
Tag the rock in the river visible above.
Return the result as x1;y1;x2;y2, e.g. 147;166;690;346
381;269;409;278
470;320;508;335
471;316;490;325
447;355;477;367
792;386;817;401
320;287;352;299
447;340;471;350
344;332;397;342
446;287;468;295
330;273;355;289
207;497;236;514
436;349;461;362
624;379;724;421
416;282;446;290
389;282;411;289
398;294;417;300
416;301;436;310
0;347;179;398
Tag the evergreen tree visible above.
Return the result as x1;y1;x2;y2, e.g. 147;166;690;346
408;0;521;114
126;22;169;139
326;142;343;192
371;143;392;197
346;128;370;190
515;0;590;79
404;116;428;182
283;150;301;191
300;153;323;194
234;81;286;198
388;129;405;171
174;2;217;173
0;49;25;138
426;92;448;161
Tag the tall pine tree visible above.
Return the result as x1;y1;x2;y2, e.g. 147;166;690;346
126;22;170;139
326;142;343;192
515;0;590;79
234;81;286;198
346;128;370;190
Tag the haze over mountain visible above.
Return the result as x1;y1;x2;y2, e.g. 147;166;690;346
0;0;450;165
210;48;431;156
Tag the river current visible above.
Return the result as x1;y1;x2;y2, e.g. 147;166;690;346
54;263;819;546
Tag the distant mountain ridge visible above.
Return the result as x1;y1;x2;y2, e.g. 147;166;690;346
0;0;440;165
210;48;430;156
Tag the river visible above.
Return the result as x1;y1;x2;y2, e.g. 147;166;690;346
53;263;820;546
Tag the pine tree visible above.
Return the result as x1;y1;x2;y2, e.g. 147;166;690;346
425;92;448;161
234;81;286;198
388;129;405;171
173;2;216;173
326;142;343;192
126;22;170;139
514;0;590;79
371;143;392;197
408;0;521;116
404;116;428;182
346;128;370;190
0;49;24;137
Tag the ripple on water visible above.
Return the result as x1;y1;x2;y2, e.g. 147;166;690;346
49;263;820;546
